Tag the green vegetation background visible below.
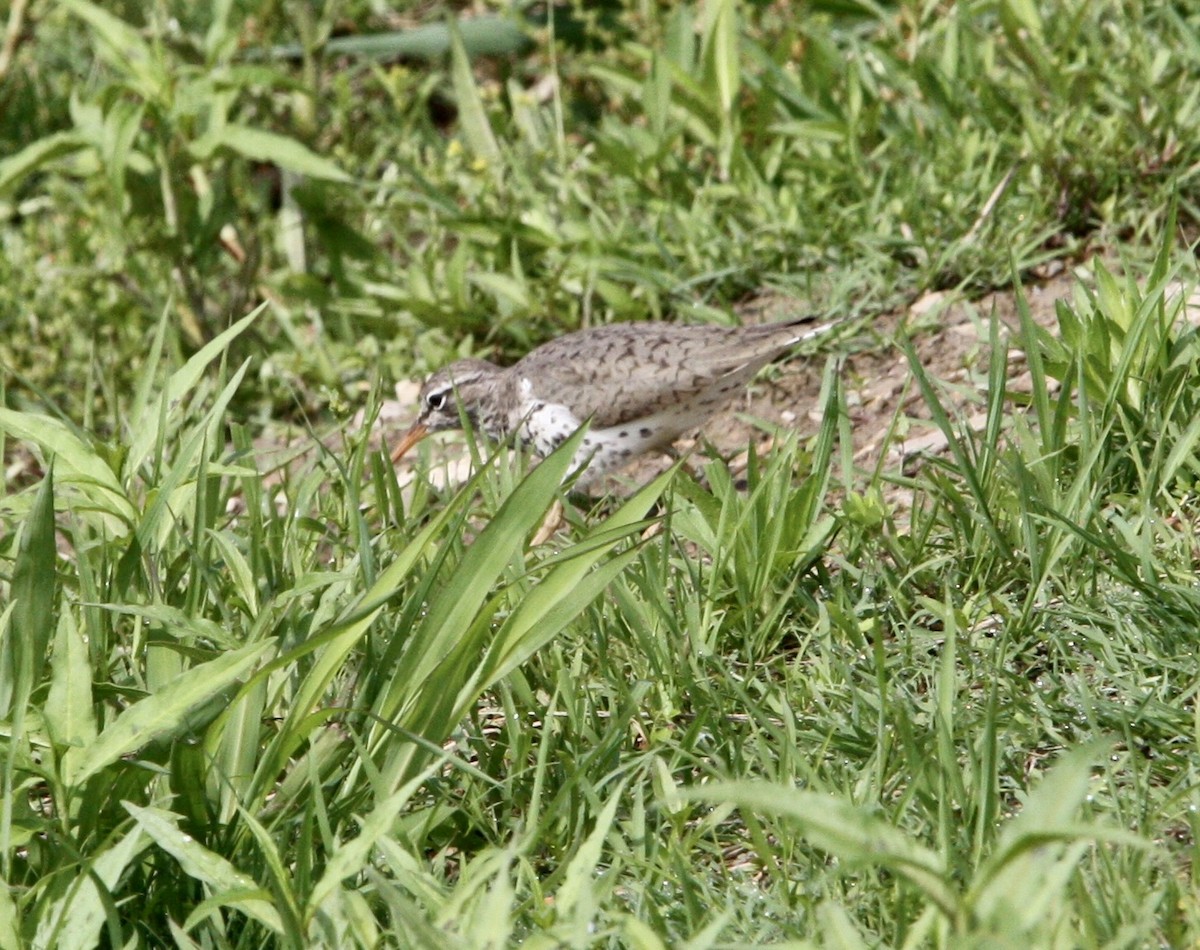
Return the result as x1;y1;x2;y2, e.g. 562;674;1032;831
1;1;1199;946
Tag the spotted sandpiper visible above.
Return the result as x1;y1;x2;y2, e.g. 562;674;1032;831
391;315;836;487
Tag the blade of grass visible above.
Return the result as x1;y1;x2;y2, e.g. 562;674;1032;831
124;803;283;934
62;640;273;787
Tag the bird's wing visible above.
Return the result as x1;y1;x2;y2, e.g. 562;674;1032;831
520;323;806;428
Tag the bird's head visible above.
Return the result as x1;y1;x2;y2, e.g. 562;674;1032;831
390;359;501;462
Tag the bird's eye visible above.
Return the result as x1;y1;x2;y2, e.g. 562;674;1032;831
426;390;448;412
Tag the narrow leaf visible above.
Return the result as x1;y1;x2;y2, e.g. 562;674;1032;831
687;783;957;917
306;766;437;915
482;469;674;682
556;782;627;918
379;429;587;718
126;304;264;480
134;359;252;551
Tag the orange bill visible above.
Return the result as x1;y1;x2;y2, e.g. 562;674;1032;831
390;423;430;463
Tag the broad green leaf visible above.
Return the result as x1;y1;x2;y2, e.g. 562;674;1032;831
211;670;267;823
0;131;87;196
252;471;477;799
168;919;202;948
235;805;304;939
645;53;673;141
1161;414;1200;488
44;610;97;750
467;272;530;310
0;876;19;949
701;0;740;115
204;0;237;61
98;604;243;651
205;529;259;616
817;902;869;950
33;826;147;950
124;804;283;934
1002;0;1045;39
63;641;273;786
664;5;695;70
470;849;517;950
60;0;168;103
0;411;135;532
191;125;353;183
481;543;643;688
6;467;56;714
622;916;669;950
375;429;586;725
100;98;144;208
269;16;529;62
448;18;502;178
60;0;149;63
372;433;590;790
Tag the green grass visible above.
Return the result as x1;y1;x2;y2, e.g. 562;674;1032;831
2;0;1200;946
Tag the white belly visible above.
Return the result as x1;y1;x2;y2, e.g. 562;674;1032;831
514;375;747;485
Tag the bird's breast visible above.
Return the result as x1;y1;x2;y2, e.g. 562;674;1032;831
514;381;583;457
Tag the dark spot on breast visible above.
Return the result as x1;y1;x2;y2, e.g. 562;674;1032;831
640;427;652;438
619;430;628;438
